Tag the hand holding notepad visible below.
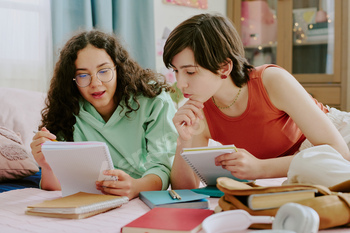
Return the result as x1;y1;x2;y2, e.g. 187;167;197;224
42;141;116;196
181;144;251;185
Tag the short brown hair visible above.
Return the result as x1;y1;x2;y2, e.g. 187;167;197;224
163;13;253;87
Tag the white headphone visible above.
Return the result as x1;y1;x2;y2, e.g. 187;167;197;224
202;203;319;233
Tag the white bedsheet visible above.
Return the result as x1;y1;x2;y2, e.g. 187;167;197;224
0;188;149;233
0;186;348;233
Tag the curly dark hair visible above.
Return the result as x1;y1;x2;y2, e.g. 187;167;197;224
163;13;254;88
40;30;173;141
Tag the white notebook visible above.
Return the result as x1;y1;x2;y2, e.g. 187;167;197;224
181;144;250;185
42;141;115;196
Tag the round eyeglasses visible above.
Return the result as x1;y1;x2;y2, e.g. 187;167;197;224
73;66;116;87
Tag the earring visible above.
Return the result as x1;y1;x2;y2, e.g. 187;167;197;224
221;75;227;79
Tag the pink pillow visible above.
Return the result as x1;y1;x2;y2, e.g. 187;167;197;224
0;87;46;161
0;125;39;181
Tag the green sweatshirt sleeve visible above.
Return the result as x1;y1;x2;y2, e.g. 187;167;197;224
140;92;178;190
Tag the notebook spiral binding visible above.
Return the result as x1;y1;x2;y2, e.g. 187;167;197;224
75;196;129;214
182;155;208;185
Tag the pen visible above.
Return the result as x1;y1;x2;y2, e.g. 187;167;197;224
173;190;181;200
168;190;182;200
33;130;58;141
168;190;177;199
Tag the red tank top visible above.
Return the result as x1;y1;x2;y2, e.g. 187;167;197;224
203;65;328;159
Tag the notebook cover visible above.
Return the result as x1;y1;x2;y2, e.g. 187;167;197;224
181;145;250;185
25;206;115;219
139;190;209;209
121;208;214;233
26;192;128;214
41;141;115;196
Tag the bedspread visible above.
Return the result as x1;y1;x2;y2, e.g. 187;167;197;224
0;186;348;232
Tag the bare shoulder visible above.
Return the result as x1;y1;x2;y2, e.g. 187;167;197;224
261;66;310;111
261;66;295;85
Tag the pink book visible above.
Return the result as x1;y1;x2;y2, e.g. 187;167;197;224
121;207;214;233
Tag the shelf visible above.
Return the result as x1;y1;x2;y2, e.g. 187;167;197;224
227;0;348;110
293;40;328;46
244;42;277;49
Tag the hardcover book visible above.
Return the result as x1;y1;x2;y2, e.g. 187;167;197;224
139;189;210;209
121;207;214;233
247;189;318;210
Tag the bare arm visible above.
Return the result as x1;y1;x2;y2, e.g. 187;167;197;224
170;139;202;189
263;67;350;160
170;99;209;189
215;147;294;180
216;67;349;180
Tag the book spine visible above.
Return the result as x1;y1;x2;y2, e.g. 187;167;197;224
182;155;208;185
306;28;328;36
306;34;329;42
308;22;328;29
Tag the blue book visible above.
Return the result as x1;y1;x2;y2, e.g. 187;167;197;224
139;190;210;209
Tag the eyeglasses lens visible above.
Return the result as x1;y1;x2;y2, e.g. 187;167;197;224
97;68;113;82
75;68;114;87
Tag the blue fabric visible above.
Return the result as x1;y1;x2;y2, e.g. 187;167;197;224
51;0;155;69
0;170;41;193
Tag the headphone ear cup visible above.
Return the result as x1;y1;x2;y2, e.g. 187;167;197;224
273;203;319;233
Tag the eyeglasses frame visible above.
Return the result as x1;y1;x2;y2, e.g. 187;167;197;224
73;65;117;87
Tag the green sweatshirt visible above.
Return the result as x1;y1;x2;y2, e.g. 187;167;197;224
73;91;177;190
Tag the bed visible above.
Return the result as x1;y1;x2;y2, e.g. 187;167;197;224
1;179;349;232
0;87;349;232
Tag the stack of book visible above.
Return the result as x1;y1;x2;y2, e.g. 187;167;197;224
306;22;329;42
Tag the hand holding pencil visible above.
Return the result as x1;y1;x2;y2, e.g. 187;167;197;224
30;127;62;191
33;127;58;142
30;127;58;168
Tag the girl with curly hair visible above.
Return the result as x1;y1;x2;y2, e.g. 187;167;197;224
31;30;177;199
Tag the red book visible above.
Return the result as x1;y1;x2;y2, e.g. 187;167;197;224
121;207;214;233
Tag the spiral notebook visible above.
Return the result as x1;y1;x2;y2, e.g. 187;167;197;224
181;144;250;185
42;141;116;197
26;192;129;219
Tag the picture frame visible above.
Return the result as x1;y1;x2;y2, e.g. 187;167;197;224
162;0;208;9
